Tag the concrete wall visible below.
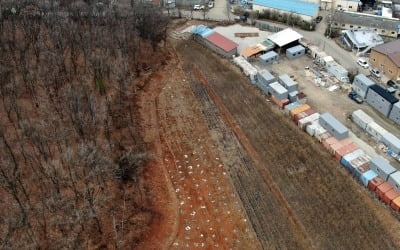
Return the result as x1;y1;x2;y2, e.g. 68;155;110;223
370;50;400;80
366;88;394;117
389;102;400;125
253;5;315;22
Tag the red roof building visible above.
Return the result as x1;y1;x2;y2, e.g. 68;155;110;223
204;32;238;57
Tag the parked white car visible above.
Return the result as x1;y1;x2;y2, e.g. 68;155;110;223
208;1;214;8
370;67;381;78
357;58;369;69
193;4;205;10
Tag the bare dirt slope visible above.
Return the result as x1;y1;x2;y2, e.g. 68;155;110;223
139;37;400;249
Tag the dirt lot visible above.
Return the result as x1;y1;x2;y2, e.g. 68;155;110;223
137;27;400;248
264;56;400;167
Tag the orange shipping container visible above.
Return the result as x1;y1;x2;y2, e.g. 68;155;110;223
329;138;353;154
391;197;400;211
335;143;358;161
368;177;385;191
290;104;311;118
376;182;393;200
383;189;400;205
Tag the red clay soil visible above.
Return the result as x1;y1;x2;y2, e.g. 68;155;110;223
137;49;261;249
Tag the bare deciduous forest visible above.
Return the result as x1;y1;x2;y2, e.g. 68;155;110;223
0;1;169;248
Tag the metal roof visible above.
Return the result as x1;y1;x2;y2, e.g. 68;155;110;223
332;10;400;31
279;74;297;87
372;39;400;67
371;156;397;174
205;32;238;52
354;74;376;86
267;28;303;47
382;133;400;150
286;45;305;54
269;82;288;95
320;112;349;134
390;171;400;184
369;84;399;104
253;0;319;17
258;69;275;81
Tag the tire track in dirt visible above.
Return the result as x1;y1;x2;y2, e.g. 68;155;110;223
189;63;315;249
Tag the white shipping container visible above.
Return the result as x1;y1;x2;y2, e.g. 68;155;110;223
366;122;389;142
298;113;320;129
314;123;328;139
306;123;317;136
352;109;374;130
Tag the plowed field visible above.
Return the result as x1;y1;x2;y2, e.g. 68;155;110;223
138;36;400;249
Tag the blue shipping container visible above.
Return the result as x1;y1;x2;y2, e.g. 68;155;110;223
340;149;364;173
359;170;378;187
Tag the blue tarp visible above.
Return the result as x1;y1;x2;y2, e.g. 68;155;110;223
192;25;215;38
253;0;319;17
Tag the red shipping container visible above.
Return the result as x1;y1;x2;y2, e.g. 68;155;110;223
322;137;338;150
293;109;316;125
335;143;358;161
271;96;290;109
330;138;354;154
391;197;400;211
376;182;393;200
368;177;385;191
382;189;400;205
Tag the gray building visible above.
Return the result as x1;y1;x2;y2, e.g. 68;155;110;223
278;74;298;92
366;84;399;117
289;90;299;102
382;133;400;155
286;45;305;60
259;51;278;65
370;156;397;181
388;171;400;194
352;74;376;99
255;70;273;95
269;82;288;100
389;102;400;125
331;10;400;38
257;69;275;85
319;112;349;140
342;29;384;54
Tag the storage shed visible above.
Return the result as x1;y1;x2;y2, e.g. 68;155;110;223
278;74;298;92
351;109;374;130
370;156;397;181
366;122;389;142
326;61;349;82
389;102;400;125
257;70;275;86
366;84;399;117
269;82;288;100
388;171;400;194
204;32;238;58
352;74;375;99
259;51;279;65
286;45;305;59
319;113;349;140
381;133;400;155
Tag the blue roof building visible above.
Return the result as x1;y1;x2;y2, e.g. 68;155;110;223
253;0;319;22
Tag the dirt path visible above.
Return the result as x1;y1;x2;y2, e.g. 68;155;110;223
138;46;261;249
